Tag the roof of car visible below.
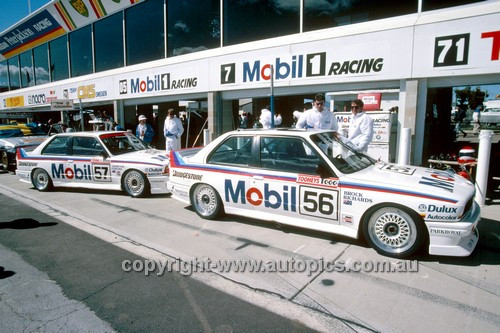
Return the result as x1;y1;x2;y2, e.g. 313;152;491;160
233;128;332;137
53;131;129;137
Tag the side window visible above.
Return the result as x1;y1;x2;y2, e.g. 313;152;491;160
72;137;103;156
208;136;253;166
260;137;321;174
41;136;71;155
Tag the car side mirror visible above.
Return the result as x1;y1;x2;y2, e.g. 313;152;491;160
99;151;109;159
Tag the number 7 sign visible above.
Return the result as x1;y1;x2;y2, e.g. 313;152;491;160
433;33;470;67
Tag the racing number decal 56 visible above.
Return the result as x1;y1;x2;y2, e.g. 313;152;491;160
93;165;111;182
299;186;339;221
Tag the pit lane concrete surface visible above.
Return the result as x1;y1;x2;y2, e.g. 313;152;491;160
1;172;500;332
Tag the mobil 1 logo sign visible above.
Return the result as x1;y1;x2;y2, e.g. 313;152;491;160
434;33;470;67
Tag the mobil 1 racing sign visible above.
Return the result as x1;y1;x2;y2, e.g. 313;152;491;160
216;37;399;88
117;63;207;97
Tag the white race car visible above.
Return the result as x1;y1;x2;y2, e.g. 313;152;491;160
17;131;169;197
167;129;480;258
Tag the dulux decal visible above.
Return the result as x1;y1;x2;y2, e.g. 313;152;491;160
225;179;296;211
52;164;91;180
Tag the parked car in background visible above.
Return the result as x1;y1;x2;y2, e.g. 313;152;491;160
480;106;500;125
17;131;170;197
0;123;48;172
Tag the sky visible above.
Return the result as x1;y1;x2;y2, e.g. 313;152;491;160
0;0;52;33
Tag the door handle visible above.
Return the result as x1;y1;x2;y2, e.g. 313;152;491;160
253;175;263;180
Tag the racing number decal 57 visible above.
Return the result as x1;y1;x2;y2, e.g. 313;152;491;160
93;165;111;182
299;186;339;221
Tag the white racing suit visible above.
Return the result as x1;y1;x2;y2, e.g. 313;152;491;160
164;116;184;152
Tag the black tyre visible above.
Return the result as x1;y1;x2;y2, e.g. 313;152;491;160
32;168;53;192
1;150;10;171
122;170;150;198
190;183;223;219
363;206;424;258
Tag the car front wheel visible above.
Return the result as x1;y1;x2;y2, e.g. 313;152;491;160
32;168;53;192
190;183;223;219
363;206;424;258
122;170;150;198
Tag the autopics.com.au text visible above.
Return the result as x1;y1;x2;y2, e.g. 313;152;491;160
122;257;418;277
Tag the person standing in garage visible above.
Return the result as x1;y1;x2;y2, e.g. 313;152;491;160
136;115;154;145
345;99;374;153
296;94;338;131
164;108;184;152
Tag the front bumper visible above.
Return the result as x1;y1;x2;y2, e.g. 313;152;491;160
147;175;170;194
427;201;480;256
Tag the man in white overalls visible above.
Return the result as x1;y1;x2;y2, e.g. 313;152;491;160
164;108;184;152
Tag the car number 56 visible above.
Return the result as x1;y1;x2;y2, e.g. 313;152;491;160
299;186;339;220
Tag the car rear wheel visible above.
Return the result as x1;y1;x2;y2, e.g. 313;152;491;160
1;151;9;171
363;206;424;258
191;183;223;220
32;168;53;192
122;170;150;198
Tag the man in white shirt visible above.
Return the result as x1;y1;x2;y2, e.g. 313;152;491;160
164;108;184;152
346;99;373;153
259;106;282;129
296;94;338;131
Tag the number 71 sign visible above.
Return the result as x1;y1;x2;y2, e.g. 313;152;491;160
433;33;470;67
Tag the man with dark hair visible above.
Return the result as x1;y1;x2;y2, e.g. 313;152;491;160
295;94;338;131
346;99;373;153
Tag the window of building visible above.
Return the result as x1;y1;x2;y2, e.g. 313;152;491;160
7;57;20;90
125;0;165;66
70;25;93;77
49;36;69;82
167;0;220;57
303;0;417;32
223;0;300;46
33;44;50;85
0;60;8;92
19;50;34;88
422;0;485;11
95;12;124;72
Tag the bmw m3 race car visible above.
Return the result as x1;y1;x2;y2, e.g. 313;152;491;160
167;129;480;258
17;131;170;197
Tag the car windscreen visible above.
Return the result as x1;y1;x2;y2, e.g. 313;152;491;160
100;133;147;156
310;132;376;174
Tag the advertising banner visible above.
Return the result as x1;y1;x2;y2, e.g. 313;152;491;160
412;13;500;77
335;111;392;143
357;93;382;111
0;10;65;60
